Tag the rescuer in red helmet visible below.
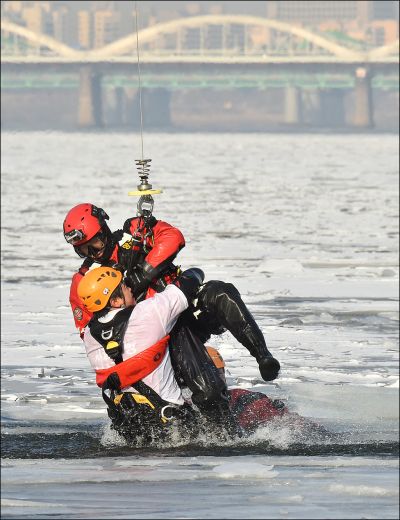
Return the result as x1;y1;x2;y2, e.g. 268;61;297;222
63;202;281;425
63;203;185;336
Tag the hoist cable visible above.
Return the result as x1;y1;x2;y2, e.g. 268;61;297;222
128;1;162;200
134;0;144;161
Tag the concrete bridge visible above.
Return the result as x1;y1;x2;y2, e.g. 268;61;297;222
2;15;399;128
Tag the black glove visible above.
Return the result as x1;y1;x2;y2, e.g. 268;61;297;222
124;269;151;298
175;268;205;301
105;340;122;362
258;357;280;382
100;260;125;273
110;262;126;274
103;372;121;391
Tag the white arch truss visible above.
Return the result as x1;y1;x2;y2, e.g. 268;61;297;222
90;14;362;60
1;16;397;63
368;38;399;60
1;19;79;57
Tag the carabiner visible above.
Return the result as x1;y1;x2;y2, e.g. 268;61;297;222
160;404;179;422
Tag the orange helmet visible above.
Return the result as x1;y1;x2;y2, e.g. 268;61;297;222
77;266;122;312
206;346;225;369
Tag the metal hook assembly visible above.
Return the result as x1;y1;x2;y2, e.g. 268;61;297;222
128;158;163;197
136;159;153;191
137;194;154;219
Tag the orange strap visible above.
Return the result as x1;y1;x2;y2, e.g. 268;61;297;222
95;335;170;388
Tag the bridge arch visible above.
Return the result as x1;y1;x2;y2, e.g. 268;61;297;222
91;14;361;59
2;16;396;63
1;19;79;57
368;38;399;60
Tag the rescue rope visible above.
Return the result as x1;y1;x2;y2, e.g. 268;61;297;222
130;2;162;212
134;0;144;162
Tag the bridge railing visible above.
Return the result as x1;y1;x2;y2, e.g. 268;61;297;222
0;38;360;58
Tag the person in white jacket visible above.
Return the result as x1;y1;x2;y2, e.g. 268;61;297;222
79;266;190;404
77;265;240;437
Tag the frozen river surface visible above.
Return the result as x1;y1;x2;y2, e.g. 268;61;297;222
1;131;399;519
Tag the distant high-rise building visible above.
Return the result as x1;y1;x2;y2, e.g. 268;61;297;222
22;2;42;34
266;1;366;24
265;0;399;24
2;1;23;14
94;10;119;48
78;10;91;49
52;7;66;43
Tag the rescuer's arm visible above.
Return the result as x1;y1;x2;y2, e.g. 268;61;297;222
142;219;185;279
125;218;185;296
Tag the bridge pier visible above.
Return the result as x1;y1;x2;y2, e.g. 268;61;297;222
113;87;128;126
318;89;346;127
352;67;374;128
284;86;303;126
78;66;103;128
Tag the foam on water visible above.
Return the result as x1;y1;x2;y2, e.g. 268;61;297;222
328;484;399;497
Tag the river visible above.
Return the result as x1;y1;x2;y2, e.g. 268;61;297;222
1;131;399;519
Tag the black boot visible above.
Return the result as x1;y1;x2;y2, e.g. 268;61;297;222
258;356;281;382
197;280;280;382
239;323;280;381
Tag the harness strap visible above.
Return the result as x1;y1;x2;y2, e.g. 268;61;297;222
120;216;157;270
102;378;179;425
132;380;170;409
122;215;157;235
131;380;183;422
102;386;117;411
118;235;144;277
102;385;182;426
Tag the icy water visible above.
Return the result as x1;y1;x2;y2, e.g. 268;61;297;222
1;132;399;519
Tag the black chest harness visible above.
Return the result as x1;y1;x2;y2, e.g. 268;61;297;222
89;307;133;364
118;216;157;272
89;307;182;424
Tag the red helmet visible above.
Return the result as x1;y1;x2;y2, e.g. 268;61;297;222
63;204;109;246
